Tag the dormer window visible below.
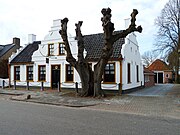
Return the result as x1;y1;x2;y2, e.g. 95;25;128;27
48;43;54;56
59;43;65;55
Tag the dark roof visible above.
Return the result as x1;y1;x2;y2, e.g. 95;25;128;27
144;67;154;75
10;41;40;64
0;44;15;57
83;31;125;61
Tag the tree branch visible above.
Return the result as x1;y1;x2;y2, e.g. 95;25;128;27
112;9;142;42
59;18;76;67
75;21;86;63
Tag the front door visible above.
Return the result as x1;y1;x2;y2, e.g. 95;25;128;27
158;73;163;83
51;65;60;89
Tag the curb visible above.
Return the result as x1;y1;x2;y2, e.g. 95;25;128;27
0;92;23;96
10;98;98;108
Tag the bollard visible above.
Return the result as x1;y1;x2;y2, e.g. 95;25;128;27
118;83;122;96
2;80;5;89
14;80;16;90
41;82;44;91
75;82;78;93
57;82;61;92
26;81;29;90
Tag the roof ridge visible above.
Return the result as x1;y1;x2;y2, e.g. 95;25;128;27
83;30;123;36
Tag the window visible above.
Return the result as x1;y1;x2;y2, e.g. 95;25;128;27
27;66;33;81
136;65;139;82
59;43;65;55
66;64;73;82
166;74;169;78
14;66;20;81
145;75;149;82
104;63;115;83
127;63;131;83
48;43;54;56
38;65;46;81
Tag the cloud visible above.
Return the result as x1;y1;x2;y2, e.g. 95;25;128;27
0;0;169;54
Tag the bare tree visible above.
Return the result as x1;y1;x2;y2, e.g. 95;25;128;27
155;0;180;83
167;50;178;70
141;51;158;67
59;8;142;97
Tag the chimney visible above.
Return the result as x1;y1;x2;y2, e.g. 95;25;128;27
13;37;20;47
28;34;36;44
124;18;130;28
53;19;61;27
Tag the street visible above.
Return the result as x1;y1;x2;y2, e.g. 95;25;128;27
0;99;180;135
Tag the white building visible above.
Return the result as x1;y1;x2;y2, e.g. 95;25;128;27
9;19;144;93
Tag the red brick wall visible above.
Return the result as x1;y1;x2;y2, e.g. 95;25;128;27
164;71;173;83
144;74;155;87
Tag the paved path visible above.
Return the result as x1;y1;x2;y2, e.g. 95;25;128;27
127;84;174;97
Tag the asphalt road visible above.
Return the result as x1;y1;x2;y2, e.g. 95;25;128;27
0;99;179;135
128;84;174;97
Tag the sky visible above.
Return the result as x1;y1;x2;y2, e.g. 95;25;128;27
0;0;169;54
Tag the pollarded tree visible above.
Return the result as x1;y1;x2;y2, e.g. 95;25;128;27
59;8;142;97
155;0;180;83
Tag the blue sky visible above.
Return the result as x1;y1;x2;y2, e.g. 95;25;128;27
0;0;169;54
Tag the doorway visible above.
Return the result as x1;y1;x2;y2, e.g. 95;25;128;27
51;65;60;89
154;73;157;83
158;73;163;83
154;72;164;84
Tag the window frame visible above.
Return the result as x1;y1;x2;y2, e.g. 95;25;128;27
14;66;20;81
26;65;33;81
38;65;46;81
65;64;74;82
136;65;139;82
48;43;54;56
127;63;131;83
103;63;116;83
59;43;65;55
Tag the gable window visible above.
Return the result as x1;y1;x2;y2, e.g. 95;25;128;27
66;64;73;82
127;63;131;83
27;66;33;81
136;65;139;82
38;65;46;81
48;43;54;56
59;43;65;55
14;66;20;81
104;63;115;83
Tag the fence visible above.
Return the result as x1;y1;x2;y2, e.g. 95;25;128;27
1;80;122;95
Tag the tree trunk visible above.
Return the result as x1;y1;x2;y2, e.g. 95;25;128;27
76;64;94;96
93;65;104;97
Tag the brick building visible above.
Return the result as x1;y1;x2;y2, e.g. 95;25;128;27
0;38;20;78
